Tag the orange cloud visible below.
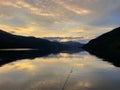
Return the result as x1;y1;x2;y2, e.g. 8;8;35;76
54;0;90;15
0;0;21;8
0;24;36;36
16;0;55;17
0;0;56;17
70;29;85;33
0;25;14;32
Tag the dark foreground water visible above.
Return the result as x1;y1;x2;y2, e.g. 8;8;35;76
0;51;120;90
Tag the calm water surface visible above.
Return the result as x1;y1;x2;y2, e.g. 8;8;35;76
0;51;120;90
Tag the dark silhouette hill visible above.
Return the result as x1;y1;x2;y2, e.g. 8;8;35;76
83;27;120;67
0;29;54;52
0;29;83;52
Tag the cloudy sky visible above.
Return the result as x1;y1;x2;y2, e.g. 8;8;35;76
0;0;120;39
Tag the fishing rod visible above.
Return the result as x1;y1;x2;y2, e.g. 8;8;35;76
62;65;74;90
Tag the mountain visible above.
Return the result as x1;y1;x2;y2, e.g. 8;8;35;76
0;29;55;52
83;27;120;67
0;29;83;53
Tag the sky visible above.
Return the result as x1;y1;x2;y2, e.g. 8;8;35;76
0;0;120;39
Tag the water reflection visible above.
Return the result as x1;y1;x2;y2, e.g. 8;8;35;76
0;49;84;66
0;52;120;90
87;50;120;67
0;50;50;66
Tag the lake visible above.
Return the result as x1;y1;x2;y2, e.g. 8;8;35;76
0;51;120;90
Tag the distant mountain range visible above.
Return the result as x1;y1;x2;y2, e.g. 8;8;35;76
0;29;83;53
43;37;89;44
83;27;120;66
